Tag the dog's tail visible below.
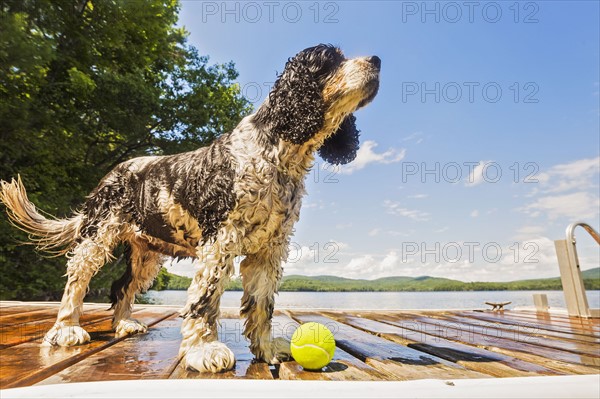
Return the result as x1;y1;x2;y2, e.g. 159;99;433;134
0;176;83;256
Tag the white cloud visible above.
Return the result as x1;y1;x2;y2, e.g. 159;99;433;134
303;200;326;210
368;229;413;239
519;157;600;223
537;156;600;194
407;194;429;199
163;235;578;283
335;223;353;229
280;240;566;281
284;245;319;275
464;160;492;187
384;200;430;221
513;225;546;241
281;245;411;280
387;230;411;237
336;250;410;280
470;210;479;218
345;255;376;274
339;140;406;174
497;236;561;274
521;191;600;220
165;257;197;278
402;132;424;144
328;240;350;250
279;235;591;282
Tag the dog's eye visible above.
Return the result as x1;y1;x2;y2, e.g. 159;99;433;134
311;50;345;82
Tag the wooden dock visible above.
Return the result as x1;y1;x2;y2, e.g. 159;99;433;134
1;302;599;390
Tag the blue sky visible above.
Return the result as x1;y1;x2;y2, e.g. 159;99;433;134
168;1;600;282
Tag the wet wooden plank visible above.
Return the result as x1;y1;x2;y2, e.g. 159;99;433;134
510;310;600;326
0;308;113;348
434;312;600;345
289;312;489;381
480;311;600;333
324;311;562;378
1;308;177;389
414;312;600;359
169;317;273;380
371;312;600;373
477;310;600;331
0;308;67;326
0;305;57;317
459;311;600;340
276;313;388;381
278;355;385;381
1;303;598;385
35;315;182;385
0;304;108;326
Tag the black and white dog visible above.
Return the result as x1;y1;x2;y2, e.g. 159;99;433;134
0;44;380;372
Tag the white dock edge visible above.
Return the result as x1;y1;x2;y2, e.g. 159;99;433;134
2;375;599;399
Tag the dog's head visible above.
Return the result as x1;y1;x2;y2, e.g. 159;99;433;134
255;44;380;165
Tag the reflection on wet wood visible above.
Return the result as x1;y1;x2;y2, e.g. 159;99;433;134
0;302;597;388
322;311;562;378
1;308;176;388
368;312;600;373
289;312;488;381
36;315;182;385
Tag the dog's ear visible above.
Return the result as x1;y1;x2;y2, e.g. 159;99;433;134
318;114;360;165
255;57;325;144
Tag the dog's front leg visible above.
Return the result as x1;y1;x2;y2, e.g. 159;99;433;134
240;249;291;364
179;243;235;373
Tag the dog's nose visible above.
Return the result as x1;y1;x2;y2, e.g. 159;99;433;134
368;56;381;70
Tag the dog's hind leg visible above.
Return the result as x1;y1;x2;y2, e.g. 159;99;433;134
43;239;115;346
43;219;122;347
240;247;291;364
178;242;236;373
110;240;163;337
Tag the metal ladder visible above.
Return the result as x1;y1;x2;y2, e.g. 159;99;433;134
554;221;600;318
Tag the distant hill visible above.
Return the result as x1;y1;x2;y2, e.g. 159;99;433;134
278;270;599;291
153;267;600;292
582;267;600;279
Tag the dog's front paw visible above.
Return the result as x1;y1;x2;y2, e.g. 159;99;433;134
184;341;236;373
42;324;91;347
114;319;148;338
261;337;292;364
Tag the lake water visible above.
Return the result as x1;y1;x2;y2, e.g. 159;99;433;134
142;290;600;310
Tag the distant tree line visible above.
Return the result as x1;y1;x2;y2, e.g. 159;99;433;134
150;268;600;292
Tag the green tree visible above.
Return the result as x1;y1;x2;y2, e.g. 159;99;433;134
151;268;172;291
0;0;251;300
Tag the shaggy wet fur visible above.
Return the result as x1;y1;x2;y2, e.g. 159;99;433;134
0;44;380;373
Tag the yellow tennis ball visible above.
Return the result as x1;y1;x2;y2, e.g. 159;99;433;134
290;322;336;370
